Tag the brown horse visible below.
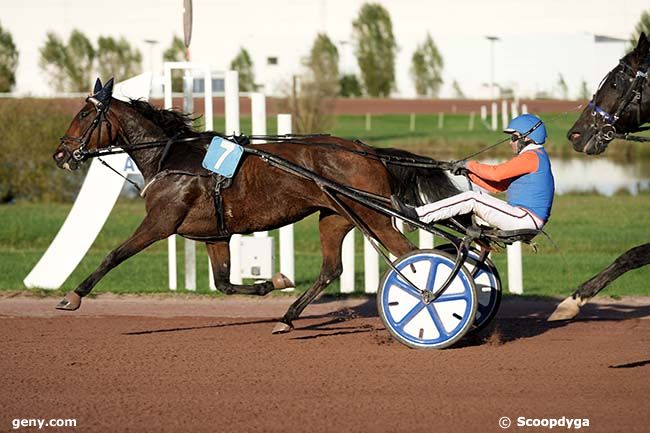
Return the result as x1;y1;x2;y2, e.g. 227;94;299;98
53;78;460;333
549;33;650;320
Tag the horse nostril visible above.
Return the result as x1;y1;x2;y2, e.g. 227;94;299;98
54;151;65;161
570;132;581;141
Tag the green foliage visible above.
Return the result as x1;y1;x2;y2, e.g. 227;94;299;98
579;79;590;100
410;34;444;97
39;30;95;92
0;22;18;92
307;34;339;89
452;80;465;99
628;10;650;51
163;36;185;92
0;99;86;202
339;74;363;97
556;73;569;100
97;36;142;81
229;47;256;92
352;3;397;97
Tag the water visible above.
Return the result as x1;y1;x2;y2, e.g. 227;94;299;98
474;157;650;196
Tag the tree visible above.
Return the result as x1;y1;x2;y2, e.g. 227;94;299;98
556;73;569;100
39;30;95;92
339;74;363;97
0;22;18;92
229;47;256;92
629;10;650;51
410;34;443;97
352;3;397;97
281;34;340;134
452;80;465;99
163;36;185;91
307;34;339;91
97;36;142;81
579;79;591;100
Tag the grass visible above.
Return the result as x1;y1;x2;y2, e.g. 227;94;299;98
1;192;649;298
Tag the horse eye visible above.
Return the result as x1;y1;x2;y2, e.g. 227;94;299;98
80;111;89;119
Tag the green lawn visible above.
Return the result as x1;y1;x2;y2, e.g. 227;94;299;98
1;192;649;298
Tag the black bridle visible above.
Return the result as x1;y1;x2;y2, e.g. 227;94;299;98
586;54;650;151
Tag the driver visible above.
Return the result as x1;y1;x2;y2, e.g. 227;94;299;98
395;114;555;231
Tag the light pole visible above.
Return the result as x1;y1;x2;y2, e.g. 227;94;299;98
486;36;500;99
144;39;158;90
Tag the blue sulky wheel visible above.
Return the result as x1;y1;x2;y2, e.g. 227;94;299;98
377;249;477;349
437;244;502;333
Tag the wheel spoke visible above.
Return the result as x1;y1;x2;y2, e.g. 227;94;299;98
436;292;470;302
392;277;423;298
395;302;426;329
426;304;450;337
425;258;440;292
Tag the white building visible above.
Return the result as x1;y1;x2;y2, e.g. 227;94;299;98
2;0;647;98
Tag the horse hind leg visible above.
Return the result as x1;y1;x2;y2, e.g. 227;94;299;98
205;240;294;296
272;211;353;334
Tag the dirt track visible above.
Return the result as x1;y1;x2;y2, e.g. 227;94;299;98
1;294;649;433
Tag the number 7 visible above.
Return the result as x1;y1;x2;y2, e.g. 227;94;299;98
213;139;236;170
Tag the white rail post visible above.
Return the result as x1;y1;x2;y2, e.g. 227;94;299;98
340;231;355;293
480;105;487;121
183;67;196;291
419;230;434;249
507;242;524;294
251;92;269;239
511;100;519;118
164;63;177;290
521;103;528;114
277;113;295;288
225;70;242;285
491;102;498;131
364;237;379;293
501;100;509;130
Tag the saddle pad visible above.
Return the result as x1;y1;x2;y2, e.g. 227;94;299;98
202;136;244;178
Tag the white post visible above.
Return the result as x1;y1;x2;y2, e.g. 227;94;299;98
501;100;509;130
521;103;528;114
511;101;519;119
363;237;379;293
163;64;176;290
251;92;269;239
480;105;487;121
278;113;295;288
389;220;404;261
183;69;196;291
365;113;371;131
225;70;242;285
468;112;475;131
203;66;215;291
409;113;415;132
340;231;355;293
507;242;523;294
419;230;434;249
491;102;498;131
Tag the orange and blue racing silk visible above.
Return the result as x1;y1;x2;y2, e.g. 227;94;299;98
466;144;555;222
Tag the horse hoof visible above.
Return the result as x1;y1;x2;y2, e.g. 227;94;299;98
271;321;293;334
272;272;295;290
55;292;82;311
548;295;584;321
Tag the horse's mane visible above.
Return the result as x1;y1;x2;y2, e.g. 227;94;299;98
128;98;208;138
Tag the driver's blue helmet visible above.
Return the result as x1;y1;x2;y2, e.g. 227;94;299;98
504;114;547;144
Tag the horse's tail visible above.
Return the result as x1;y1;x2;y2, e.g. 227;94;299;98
375;148;460;207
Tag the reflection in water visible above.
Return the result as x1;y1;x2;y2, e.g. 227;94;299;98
472;157;650;196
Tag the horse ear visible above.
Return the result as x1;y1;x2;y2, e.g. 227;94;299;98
104;77;114;94
635;32;649;52
93;78;103;95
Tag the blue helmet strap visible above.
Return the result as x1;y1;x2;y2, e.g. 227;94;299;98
513;119;543;153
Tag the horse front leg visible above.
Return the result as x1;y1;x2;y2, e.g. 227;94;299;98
205;240;293;296
55;213;175;310
549;242;650;321
272;212;353;334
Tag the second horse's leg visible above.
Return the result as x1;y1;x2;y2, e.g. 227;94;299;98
206;240;293;296
549;242;650;321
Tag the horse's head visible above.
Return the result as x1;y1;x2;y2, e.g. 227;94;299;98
567;32;650;155
54;77;120;170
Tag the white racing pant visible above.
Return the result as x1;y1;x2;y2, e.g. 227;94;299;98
416;190;544;231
